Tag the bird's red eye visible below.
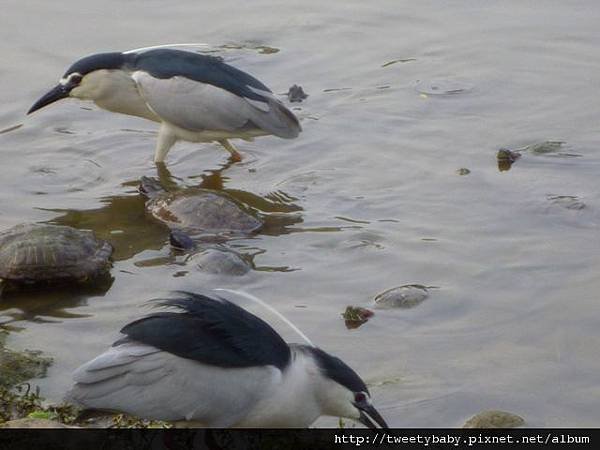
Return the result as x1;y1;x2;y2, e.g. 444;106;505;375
354;392;367;403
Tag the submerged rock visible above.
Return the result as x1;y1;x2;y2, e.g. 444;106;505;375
374;285;429;309
463;410;525;428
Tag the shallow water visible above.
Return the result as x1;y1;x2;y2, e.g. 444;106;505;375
2;0;600;427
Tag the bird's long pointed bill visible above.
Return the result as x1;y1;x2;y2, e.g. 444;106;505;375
28;85;69;114
359;404;389;429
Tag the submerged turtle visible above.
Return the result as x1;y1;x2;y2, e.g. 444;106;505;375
0;223;112;291
170;230;253;276
139;177;263;236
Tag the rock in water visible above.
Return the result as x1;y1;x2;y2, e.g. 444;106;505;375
463;410;525;428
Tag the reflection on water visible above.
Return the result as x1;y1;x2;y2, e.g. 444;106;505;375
47;162;304;261
1;159;305;332
0;278;113;326
48;194;167;261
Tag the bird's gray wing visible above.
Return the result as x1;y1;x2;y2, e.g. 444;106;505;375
131;71;300;138
68;342;280;426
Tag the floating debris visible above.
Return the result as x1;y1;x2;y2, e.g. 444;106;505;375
287;85;308;103
415;79;473;96
456;168;471;176
342;306;374;329
323;87;352;93
382;58;417;67
0;124;23;135
374;285;429;309
463;410;525;428
219;43;279;55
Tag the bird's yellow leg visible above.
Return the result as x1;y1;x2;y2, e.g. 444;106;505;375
155;123;177;163
218;139;242;162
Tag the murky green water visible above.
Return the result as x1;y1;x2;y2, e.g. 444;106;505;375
2;1;600;427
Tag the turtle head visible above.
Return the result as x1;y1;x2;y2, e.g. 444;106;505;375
138;177;165;198
169;230;196;251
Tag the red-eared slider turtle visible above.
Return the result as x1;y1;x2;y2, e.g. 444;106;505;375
170;230;253;276
374;284;429;309
0;223;112;291
139;177;263;235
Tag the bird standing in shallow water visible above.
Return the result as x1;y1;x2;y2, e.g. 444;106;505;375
68;292;388;428
28;48;301;163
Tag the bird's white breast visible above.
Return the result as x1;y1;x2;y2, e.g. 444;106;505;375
235;348;324;427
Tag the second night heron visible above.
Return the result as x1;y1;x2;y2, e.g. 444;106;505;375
27;47;301;163
68;292;388;428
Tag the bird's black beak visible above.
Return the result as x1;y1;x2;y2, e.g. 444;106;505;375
27;84;70;114
358;404;389;429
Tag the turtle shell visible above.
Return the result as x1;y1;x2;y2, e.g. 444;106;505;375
0;223;113;283
146;189;263;234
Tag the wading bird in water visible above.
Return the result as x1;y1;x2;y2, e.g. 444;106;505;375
28;46;301;164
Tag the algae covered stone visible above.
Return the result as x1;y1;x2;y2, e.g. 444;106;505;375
463;410;525;428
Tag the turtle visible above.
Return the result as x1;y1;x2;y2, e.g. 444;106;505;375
169;230;253;276
0;223;112;291
374;284;429;309
139;177;263;236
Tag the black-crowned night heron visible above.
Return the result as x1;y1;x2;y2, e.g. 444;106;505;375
68;292;388;428
27;48;301;163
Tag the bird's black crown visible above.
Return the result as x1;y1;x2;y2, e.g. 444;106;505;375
305;346;369;395
63;52;129;77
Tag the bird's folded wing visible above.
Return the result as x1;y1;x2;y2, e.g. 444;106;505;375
68;342;279;425
116;293;292;371
132;71;300;138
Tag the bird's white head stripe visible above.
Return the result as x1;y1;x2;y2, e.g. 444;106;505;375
124;43;210;54
214;289;315;347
